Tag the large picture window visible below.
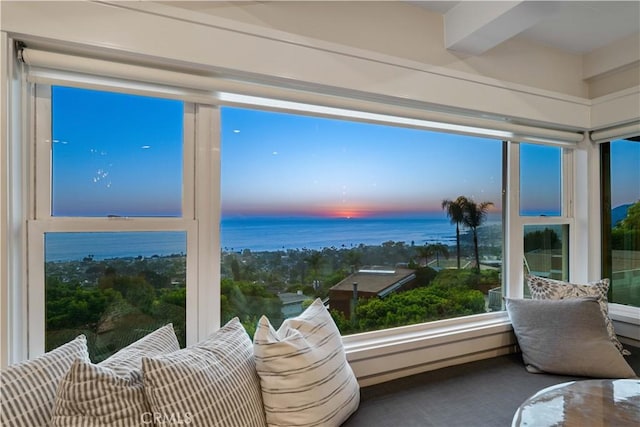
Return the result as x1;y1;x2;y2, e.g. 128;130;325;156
220;107;504;335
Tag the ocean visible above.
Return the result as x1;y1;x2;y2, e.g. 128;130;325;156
45;217;473;261
220;217;459;252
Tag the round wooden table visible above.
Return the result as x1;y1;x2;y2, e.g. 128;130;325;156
512;379;640;427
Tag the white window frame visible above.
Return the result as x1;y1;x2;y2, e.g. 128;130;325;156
520;143;574;279
25;83;214;357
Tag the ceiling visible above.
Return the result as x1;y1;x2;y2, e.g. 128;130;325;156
412;1;640;55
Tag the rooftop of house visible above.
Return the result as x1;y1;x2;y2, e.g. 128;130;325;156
331;267;417;296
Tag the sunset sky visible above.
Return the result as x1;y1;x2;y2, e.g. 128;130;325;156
51;87;638;218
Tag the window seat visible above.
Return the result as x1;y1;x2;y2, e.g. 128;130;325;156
343;345;640;427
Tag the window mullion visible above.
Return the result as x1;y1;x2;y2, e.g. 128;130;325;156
33;84;51;220
505;141;523;298
194;104;220;343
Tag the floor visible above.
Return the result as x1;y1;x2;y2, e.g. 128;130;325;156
343;345;640;427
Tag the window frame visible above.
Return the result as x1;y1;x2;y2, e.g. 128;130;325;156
14;71;629;370
26;83;205;357
524;145;574;281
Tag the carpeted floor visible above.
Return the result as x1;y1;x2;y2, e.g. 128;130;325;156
343;345;640;427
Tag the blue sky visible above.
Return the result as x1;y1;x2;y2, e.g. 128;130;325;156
52;87;638;218
221;107;502;219
611;139;640;208
52;87;183;216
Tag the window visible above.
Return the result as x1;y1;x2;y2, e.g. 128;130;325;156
30;86;194;359
220;107;504;335
518;143;571;294
602;138;640;307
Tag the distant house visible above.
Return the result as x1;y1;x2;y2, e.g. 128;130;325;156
278;291;310;319
329;267;417;319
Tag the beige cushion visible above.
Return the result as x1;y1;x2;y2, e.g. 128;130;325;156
506;297;636;378
253;298;360;427
1;335;89;427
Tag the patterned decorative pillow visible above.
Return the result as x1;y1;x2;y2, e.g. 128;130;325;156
526;275;627;355
51;324;180;426
505;297;636;378
253;298;360;427
1;335;89;427
142;318;267;427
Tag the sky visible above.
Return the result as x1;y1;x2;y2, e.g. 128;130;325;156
52;87;638;219
52;86;183;217
221;107;503;219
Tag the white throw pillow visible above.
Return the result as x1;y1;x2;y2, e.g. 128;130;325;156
142;318;267;427
1;335;89;427
51;324;180;426
253;298;360;427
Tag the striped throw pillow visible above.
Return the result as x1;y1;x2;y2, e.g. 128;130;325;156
51;323;180;426
52;360;150;426
253;298;360;427
142;318;267;427
1;335;89;427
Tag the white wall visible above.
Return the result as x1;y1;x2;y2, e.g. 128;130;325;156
170;1;588;98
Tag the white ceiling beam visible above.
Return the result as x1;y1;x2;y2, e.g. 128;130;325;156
444;1;559;55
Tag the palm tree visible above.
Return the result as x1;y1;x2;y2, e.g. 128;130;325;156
305;250;323;289
462;198;494;272
418;243;450;268
442;196;468;269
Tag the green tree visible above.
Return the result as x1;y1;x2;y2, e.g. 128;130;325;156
616;200;640;230
524;228;560;252
462;198;494;272
345;249;363;273
305;250;323;288
230;257;241;281
442;196;468;269
612;200;640;251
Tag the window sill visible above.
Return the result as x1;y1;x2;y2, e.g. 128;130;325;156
609;303;640;345
343;312;517;387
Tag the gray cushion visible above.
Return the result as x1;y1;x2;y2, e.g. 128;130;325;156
505;297;636;378
526;275;627;355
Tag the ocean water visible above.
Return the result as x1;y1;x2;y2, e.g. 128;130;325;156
220;217;460;252
45;217;469;261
